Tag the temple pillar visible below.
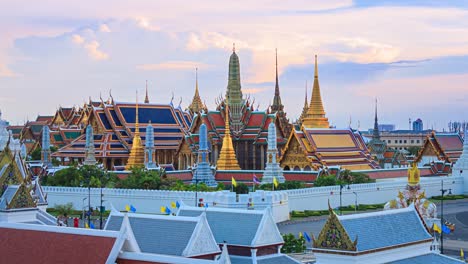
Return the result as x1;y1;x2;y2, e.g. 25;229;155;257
178;155;182;170
260;145;265;170
252;144;256;170
110;158;115;170
244;141;248;169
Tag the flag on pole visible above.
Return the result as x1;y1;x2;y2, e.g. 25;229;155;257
273;177;279;188
130;205;136;213
85;223;89;229
253;174;260;184
125;205;130;212
160;206;166;214
232;177;237;187
90;222;95;229
433;223;441;233
205;203;209;208
461;248;464;259
171;201;177;208
165;206;171;215
442;224;451;234
304;232;311;243
176;201;181;208
298;232;303;238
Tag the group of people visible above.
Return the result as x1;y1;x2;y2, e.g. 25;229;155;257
56;214;80;228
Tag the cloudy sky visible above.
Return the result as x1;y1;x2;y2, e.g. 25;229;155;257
1;0;468;130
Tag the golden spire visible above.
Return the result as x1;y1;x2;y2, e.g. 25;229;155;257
144;80;149;104
216;101;241;170
302;55;330;128
188;68;205;113
299;80;309;122
126;91;145;169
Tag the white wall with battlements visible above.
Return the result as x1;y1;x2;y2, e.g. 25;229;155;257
43;187;290;223
287;176;464;211
43;176;464;223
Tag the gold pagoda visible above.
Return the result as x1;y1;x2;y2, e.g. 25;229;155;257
302;55;330;129
216;102;241;170
125;93;145;169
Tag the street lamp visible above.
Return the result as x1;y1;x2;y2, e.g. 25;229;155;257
100;184;104;229
440;179;452;254
82;197;87;225
88;183;91;227
352;192;358;213
194;168;199;207
339;184;351;215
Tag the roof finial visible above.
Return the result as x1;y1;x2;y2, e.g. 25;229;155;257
232;43;235;53
144;80;149;104
314;54;318;78
135;90;139;133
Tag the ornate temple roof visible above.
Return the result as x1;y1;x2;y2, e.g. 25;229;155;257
53;101;192;159
188;69;207;114
313;205;432;255
281;128;379;170
415;131;464;164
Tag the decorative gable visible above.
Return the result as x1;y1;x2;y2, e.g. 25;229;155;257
183;213;220;257
7;184;36;209
252;209;284;247
313;205;357;251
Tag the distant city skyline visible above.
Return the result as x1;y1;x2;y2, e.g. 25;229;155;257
1;0;468;129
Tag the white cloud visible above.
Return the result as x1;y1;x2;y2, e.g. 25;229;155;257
71;34;85;44
136;61;211;71
0;64;16;77
99;24;111;33
84;41;109;60
136;17;160;31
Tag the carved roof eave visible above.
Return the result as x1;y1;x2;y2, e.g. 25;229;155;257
278;130;315;165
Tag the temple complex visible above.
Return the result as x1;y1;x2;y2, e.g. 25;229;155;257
178;48;289;170
52;93;192;170
280;56;378;171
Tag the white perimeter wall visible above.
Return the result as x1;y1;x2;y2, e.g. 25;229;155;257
43;176;464;221
287;176;464;211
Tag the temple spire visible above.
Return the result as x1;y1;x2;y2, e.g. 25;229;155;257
271;48;284;112
144;80;149;104
373;98;380;140
299;81;309;122
126;91;145;169
216;102;241;170
302;55;329;128
188;68;205;113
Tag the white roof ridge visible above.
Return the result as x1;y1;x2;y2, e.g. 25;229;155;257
180;206;265;215
338;204;415;221
109;210;200;222
0;222;119;238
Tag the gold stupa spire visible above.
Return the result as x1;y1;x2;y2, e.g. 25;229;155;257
188;68;205;113
302;55;330;128
126;91;145;169
216;102;241;170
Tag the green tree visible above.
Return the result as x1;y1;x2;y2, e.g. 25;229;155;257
314;175;337;187
235;183;249;194
339;170;374;184
30;147;41;161
54;202;73;216
281;233;306;253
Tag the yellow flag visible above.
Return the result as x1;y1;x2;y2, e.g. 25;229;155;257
85;223;89;229
232;177;237;187
461;248;464;259
171;202;177;208
125;205;130;212
273;177;279;188
160;206;166;213
299;232;303;238
433;223;441;233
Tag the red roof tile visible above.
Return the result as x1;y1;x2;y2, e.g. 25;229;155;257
0;226;117;264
